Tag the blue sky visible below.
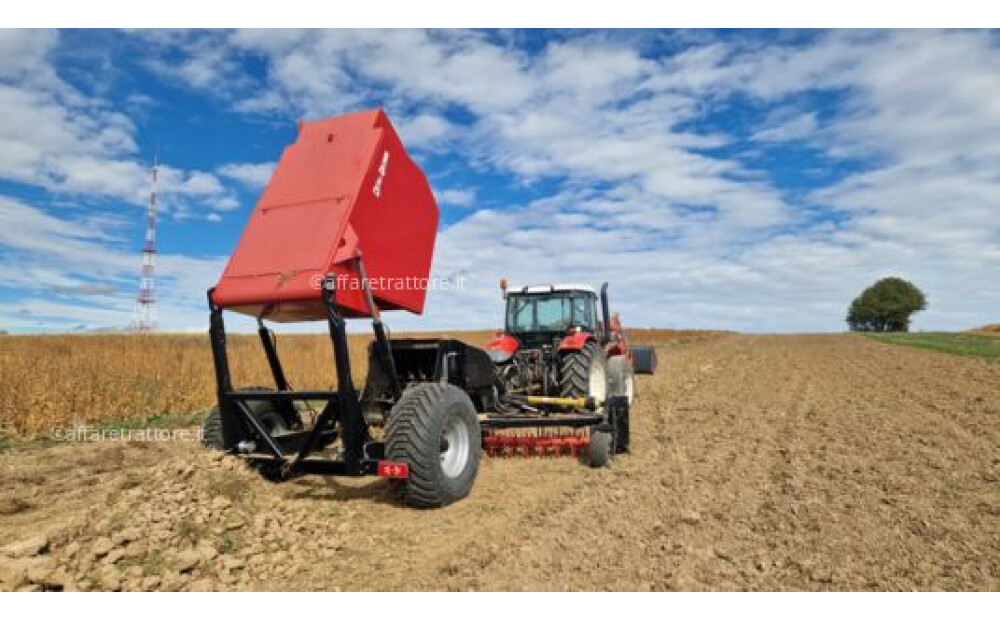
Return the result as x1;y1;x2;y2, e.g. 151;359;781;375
1;29;998;333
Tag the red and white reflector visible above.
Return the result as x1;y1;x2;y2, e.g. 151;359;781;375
377;461;409;479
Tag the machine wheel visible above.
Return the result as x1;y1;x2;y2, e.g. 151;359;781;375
608;355;635;405
201;387;298;450
201;408;225;449
632;346;657;375
559;341;610;402
385;383;481;508
588;431;613;468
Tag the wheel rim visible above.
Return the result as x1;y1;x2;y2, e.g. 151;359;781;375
440;411;471;478
589;360;607;401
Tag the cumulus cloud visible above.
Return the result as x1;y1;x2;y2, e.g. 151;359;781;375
216;162;276;190
435;188;476;208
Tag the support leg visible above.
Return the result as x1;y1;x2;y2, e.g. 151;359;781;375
257;318;298;426
357;254;402;401
290;276;368;468
208;289;242;450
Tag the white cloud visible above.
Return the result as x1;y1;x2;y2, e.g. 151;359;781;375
380;31;1000;332
752;111;818;142
0;31;240;217
396;114;455;148
0;29;61;85
217;162;276;190
435;188;476;208
0;195;236;332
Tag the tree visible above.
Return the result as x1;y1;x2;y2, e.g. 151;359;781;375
847;277;927;332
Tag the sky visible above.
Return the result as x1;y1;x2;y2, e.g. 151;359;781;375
0;29;998;334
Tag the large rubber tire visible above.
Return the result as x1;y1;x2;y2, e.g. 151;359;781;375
385;383;481;508
201;387;296;450
608;355;635;406
558;341;610;401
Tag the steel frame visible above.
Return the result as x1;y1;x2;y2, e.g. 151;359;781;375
207;261;400;480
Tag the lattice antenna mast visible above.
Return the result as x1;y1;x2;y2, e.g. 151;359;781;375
133;156;158;332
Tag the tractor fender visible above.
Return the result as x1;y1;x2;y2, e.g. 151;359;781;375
486;333;519;364
557;331;594;352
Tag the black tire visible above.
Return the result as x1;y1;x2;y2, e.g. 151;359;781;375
607;355;635;405
202;407;225;449
385;383;481;508
588;431;612;468
201;387;297;450
607;395;630;454
632;346;657;375
559;341;610;401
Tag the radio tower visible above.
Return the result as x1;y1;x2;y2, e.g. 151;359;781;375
133;157;158;332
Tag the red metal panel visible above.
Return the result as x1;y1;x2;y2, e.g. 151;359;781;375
557;331;594;351
486;333;520;355
211;109;439;321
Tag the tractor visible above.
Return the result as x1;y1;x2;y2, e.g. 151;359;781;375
486;281;656;408
200;108;653;509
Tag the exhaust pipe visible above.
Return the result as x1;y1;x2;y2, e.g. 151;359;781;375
600;282;611;345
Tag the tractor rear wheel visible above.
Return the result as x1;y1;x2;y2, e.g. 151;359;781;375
608;355;635;405
385;383;481;508
559;342;610;402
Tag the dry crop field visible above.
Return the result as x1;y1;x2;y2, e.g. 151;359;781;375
0;329;718;439
0;331;998;591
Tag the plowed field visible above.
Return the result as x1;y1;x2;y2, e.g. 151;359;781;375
2;334;998;591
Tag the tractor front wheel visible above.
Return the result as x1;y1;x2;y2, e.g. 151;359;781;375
385;383;481;508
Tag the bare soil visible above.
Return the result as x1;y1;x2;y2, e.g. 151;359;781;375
2;334;998;591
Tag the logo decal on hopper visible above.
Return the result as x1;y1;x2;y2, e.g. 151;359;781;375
372;150;390;198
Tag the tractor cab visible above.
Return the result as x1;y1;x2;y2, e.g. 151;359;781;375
504;284;600;348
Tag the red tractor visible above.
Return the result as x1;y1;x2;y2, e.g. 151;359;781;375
486;281;656;407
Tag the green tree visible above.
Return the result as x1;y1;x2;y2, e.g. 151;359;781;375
847;277;927;332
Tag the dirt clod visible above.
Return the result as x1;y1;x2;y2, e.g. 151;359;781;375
90;538;113;559
175;550;200;574
1;535;49;559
